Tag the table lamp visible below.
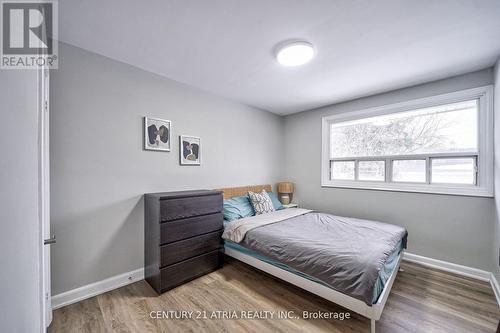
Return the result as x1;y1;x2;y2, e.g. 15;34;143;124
277;182;294;205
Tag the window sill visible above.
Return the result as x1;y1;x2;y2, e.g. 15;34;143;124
321;180;493;197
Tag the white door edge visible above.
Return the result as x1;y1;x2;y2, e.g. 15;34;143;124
38;67;51;330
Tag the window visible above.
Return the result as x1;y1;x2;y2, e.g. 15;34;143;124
392;159;426;183
331;161;355;180
358;161;385;181
321;86;493;196
430;157;476;185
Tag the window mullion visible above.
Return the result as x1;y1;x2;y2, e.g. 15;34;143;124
426;157;431;184
386;158;392;183
474;156;478;186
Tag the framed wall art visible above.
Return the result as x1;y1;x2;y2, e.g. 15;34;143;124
180;135;201;165
144;117;171;151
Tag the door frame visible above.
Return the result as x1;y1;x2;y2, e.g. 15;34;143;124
37;67;51;330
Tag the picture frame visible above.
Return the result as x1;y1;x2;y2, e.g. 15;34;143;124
144;117;171;151
179;135;201;165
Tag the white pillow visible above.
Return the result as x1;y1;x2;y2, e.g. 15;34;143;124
248;190;275;215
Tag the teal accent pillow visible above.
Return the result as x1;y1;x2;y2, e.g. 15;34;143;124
267;191;284;210
223;195;255;222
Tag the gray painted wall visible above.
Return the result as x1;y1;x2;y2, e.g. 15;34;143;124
0;71;42;332
50;43;284;295
494;57;500;283
284;69;496;271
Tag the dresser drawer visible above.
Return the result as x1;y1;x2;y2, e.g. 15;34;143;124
160;213;223;244
160;249;223;292
160;194;222;221
160;230;222;267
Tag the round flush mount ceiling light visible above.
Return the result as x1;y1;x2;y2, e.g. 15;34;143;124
276;41;315;67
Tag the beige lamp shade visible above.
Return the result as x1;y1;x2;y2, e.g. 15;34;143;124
278;182;294;193
277;182;294;204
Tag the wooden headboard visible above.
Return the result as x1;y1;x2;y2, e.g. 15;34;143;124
217;184;272;199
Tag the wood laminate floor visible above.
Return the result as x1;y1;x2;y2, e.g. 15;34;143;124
49;259;499;333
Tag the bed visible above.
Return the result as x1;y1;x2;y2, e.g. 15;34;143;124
217;185;407;333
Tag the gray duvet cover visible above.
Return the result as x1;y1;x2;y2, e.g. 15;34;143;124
234;211;407;305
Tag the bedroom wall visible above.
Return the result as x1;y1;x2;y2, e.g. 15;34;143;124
50;43;285;295
0;71;42;332
284;69;496;272
493;57;500;284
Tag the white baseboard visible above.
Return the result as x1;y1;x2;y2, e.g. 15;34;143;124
51;253;499;310
490;273;500;306
51;268;144;310
404;252;499;307
403;252;491;282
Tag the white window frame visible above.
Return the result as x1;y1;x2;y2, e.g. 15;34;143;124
321;86;494;197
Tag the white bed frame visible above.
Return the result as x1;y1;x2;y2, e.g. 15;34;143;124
225;246;403;333
217;185;402;333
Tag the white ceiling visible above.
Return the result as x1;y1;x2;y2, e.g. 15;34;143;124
60;0;500;115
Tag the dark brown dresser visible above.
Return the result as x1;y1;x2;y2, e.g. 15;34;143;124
144;190;224;294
